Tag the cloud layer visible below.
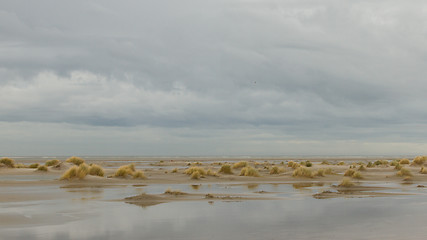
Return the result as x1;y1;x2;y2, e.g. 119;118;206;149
1;0;427;155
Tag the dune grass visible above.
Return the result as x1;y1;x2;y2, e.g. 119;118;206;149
184;167;206;176
190;172;201;179
321;160;330;165
337;161;345;166
219;164;233;174
269;166;285;174
45;159;60;167
413;156;427;165
420;167;427;174
29;163;40;169
0;157;15;168
171;168;178;173
232;161;248;169
61;166;78;180
60;163;90;180
15;163;26;168
358;165;366;171
315;169;325;177
394;163;402;170
240;166;260;177
133;170;146;179
344;169;356;177
352;171;363;179
37;165;48;171
114;164;136;178
287;161;300;169
399;158;410;165
292;167;314;178
206;169;219;176
367;162;373;168
339;178;355;187
66;156;85;166
88;164;104;177
300;161;312;167
164;188;184;195
397;168;412;177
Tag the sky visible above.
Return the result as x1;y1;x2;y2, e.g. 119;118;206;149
1;0;427;156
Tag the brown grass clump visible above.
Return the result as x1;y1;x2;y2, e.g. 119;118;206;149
352;171;363;179
60;166;78;180
324;168;334;175
321;160;330;165
133;170;146;179
66;156;85;166
114;164;135;178
358;165;366;171
240;166;260;177
412;156;427;165
206;169;219;176
88;164;104;177
15;163;26;168
367;162;373;168
37;165;48;171
344;169;356;177
390;160;399;166
191;172;201;179
45;159;60;166
0;157;15;168
269;166;285;174
76;163;89;179
292;167;314;178
287;161;300;169
394;163;402;170
233;161;248;169
399;158;410;165
397;168;412;177
219;164;233;174
337;161;345;166
315;169;325;177
339;178;355;187
29;163;40;169
184;167;206;176
420;167;427;174
172;168;178;173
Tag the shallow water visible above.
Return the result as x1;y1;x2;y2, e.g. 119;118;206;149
1;181;427;240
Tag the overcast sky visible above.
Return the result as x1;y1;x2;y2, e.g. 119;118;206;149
1;0;427;156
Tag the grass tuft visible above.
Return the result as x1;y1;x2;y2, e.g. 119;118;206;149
219;164;233;174
60;166;78;180
337;161;345;166
412;156;427;165
287;161;300;169
397;168;412;177
29;163;40;169
76;163;89;179
315;169;325;177
184;167;206;176
15;163;26;168
133;170;146;179
269;166;285;174
164;188;184;195
37;165;48;171
191;171;201;179
394;163;402;170
45;159;60;166
240;166;260;177
352;171;363;179
358;165;366;171
171;168;178;173
232;161;248;169
206;169;219;176
366;162;373;168
88;164;104;177
339;178;355;187
292;167;314;178
344;169;356;176
321;160;330;165
420;167;427;174
114;164;135;178
399;158;410;165
66;156;85;166
0;157;15;168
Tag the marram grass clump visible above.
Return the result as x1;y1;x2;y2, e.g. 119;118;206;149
270;166;285;174
114;164;136;178
240;166;260;177
412;156;427;165
232;161;248;169
206;169;219;176
287;161;300;169
133;170;146;179
292;167;314;178
219;164;233;174
420;167;427;174
45;159;60;167
29;163;40;169
352;171;363;179
185;167;206;176
37;165;48;171
66;156;85;166
397;168;412;177
191;171;201;179
60;163;90;180
344;169;356;177
0;157;15;168
399;158;410;165
339;178;355;187
88;164;104;177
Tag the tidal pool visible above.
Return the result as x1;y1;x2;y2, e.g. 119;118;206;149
1;182;427;240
